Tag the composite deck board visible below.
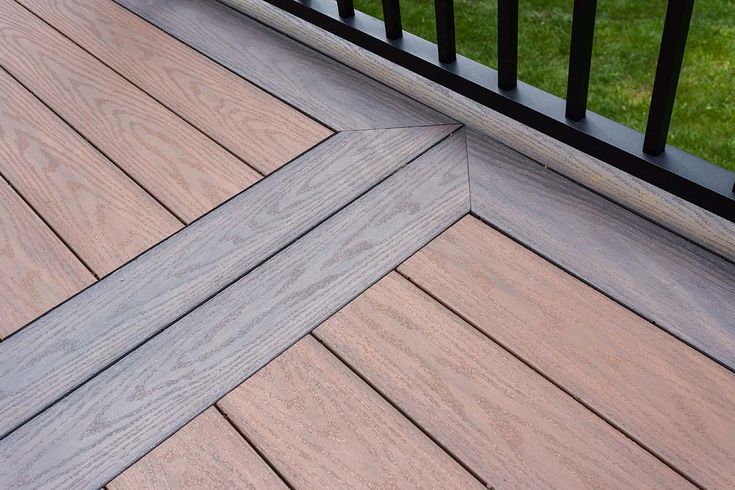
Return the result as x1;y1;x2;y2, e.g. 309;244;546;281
398;216;735;489
0;129;468;489
0;67;180;276
467;130;735;372
0;126;455;439
116;0;454;130
219;336;480;488
315;273;689;488
108;408;286;489
0;178;94;339
0;0;261;223
18;0;330;175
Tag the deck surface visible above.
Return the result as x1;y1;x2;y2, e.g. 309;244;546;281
0;0;733;489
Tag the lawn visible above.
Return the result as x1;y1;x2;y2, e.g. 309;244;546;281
354;0;735;171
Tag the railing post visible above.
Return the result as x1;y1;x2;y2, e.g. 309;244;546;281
434;0;456;63
382;0;403;39
565;0;596;120
643;0;694;155
336;0;355;18
497;0;518;90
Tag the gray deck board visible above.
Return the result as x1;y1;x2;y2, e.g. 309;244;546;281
468;129;735;371
114;0;454;130
0;125;457;439
0;129;469;490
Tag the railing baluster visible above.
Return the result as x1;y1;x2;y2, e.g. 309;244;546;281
434;0;456;63
336;0;354;18
643;0;694;155
382;0;403;39
498;0;518;90
565;0;597;120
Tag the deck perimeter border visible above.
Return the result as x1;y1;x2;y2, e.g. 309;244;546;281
223;0;735;263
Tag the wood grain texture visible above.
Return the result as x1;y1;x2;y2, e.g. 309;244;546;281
219;336;480;489
228;0;735;262
0;0;261;223
17;0;330;176
0;67;180;276
0;129;468;489
108;408;286;489
315;272;689;489
115;0;454;130
398;216;735;488
0;178;94;339
468;130;735;372
0;125;455;440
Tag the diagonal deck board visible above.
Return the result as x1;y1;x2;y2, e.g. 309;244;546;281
0;0;262;223
468;130;735;372
314;272;689;488
115;0;454;130
17;0;331;175
399;216;735;488
0;178;94;339
0;67;181;276
0;125;456;441
0;129;469;489
108;408;287;489
218;336;481;488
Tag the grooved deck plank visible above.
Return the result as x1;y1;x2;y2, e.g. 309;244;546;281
0;129;468;489
18;0;331;175
398;216;735;489
0;0;261;223
0;125;456;446
218;336;480;489
108;408;287;490
0;67;180;276
315;272;690;489
0;179;94;339
115;0;454;130
467;130;735;372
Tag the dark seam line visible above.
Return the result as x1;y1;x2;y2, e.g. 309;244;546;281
464;131;472;211
0;62;187;226
112;0;337;133
470;208;735;377
480;135;735;267
0;128;456;444
64;130;464;485
310;330;489;487
214;0;459;126
0;171;99;280
213;405;296;490
1;130;338;343
395;267;704;490
13;0;271;178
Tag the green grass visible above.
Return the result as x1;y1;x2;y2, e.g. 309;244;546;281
354;0;735;171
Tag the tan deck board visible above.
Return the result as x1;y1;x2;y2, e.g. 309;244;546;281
0;178;94;339
315;272;689;489
108;407;286;489
0;0;262;224
398;216;735;489
18;0;331;175
0;68;180;276
218;335;480;489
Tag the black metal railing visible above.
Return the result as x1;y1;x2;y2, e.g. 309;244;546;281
267;0;735;221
